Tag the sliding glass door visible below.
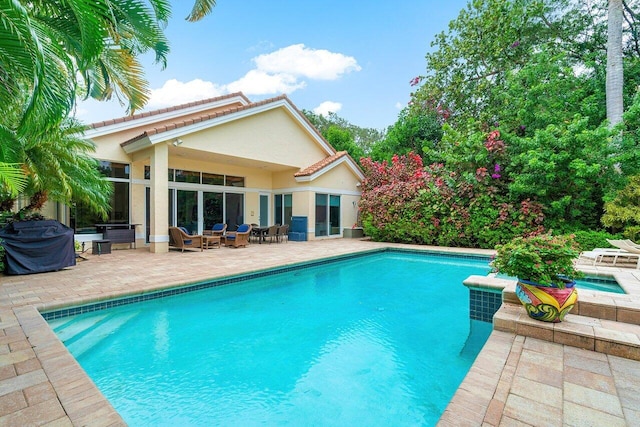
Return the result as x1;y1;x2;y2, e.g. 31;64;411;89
203;192;224;231
315;193;341;237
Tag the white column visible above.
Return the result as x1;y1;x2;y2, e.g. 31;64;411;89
149;143;169;253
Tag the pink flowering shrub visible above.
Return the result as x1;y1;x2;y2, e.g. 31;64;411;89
359;134;546;248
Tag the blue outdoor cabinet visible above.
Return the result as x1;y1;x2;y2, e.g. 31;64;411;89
289;216;307;241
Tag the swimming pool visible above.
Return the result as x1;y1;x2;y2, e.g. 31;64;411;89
48;251;492;426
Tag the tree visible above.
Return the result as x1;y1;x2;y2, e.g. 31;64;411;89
302;110;385;157
369;107;443;163
0;1;217;216
607;0;625;126
323;126;365;163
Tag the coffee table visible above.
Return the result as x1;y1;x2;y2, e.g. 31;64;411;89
202;235;221;249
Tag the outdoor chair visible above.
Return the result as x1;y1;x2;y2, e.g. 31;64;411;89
225;224;252;248
204;223;227;237
579;239;640;269
169;227;204;252
265;225;278;243
277;224;289;243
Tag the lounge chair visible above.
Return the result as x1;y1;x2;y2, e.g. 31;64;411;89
579;239;640;268
169;227;204;252
224;224;252;248
204;223;227;237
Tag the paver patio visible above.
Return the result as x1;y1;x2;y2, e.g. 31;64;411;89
0;239;639;426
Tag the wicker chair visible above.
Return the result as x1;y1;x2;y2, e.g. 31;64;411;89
203;223;227;237
277;224;289;243
224;224;252;248
169;227;203;252
265;224;278;243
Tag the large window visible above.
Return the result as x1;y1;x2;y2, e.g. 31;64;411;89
315;193;340;237
70;161;130;233
203;192;224;230
176;190;198;234
144;166;243;187
225;193;244;231
274;194;292;226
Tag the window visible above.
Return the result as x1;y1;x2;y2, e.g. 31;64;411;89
98;161;129;179
225;193;244;231
202;173;224;186
274;194;293;226
225;175;245;187
70;162;130;233
174;169;200;184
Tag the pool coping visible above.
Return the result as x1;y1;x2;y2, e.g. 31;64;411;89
1;240;639;425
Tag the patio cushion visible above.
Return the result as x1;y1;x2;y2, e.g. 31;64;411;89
179;226;190;235
237;224;250;233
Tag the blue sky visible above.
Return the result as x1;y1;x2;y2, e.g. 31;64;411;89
76;1;469;130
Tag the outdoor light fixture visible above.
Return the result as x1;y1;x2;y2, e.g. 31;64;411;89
172;138;183;146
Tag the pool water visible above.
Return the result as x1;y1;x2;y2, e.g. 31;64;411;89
496;274;625;294
49;252;492;426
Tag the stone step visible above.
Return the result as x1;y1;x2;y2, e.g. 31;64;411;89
493;302;640;361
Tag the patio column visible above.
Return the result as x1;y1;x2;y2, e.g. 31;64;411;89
149;143;169;253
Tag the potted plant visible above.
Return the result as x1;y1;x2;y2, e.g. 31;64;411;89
491;234;584;323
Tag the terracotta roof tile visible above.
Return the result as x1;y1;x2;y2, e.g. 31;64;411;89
89;92;250;129
294;151;353;177
120;94;332;149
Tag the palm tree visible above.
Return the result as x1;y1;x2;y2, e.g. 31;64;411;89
0;0;217;217
607;0;624;127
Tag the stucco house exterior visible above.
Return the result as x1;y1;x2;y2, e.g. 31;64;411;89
64;92;363;253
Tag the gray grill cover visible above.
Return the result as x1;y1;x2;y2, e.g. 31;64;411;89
0;220;76;275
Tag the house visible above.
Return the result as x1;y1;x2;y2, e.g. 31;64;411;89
65;93;363;253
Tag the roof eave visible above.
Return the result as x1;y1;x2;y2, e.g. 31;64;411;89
295;156;365;183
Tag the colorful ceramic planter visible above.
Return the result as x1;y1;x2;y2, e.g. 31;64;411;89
515;278;578;323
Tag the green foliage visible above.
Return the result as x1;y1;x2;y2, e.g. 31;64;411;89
302;110;385;156
491;234;584;286
323;126;364;164
560;230;622;252
359;153;545;249
624;226;640;242
614;92;640;177
506;116;613;230
601;175;640;231
369;108;443;163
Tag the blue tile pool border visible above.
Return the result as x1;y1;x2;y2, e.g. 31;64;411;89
41;248;492;321
469;288;502;323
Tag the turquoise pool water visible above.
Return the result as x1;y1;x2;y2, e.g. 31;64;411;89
49;252;492;426
496;274;625;294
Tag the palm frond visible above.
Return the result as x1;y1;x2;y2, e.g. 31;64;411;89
186;0;217;22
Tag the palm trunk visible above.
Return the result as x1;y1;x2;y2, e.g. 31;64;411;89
606;0;624;127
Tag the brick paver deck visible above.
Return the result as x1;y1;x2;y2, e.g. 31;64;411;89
0;239;638;426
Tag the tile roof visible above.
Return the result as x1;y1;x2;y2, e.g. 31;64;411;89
120;94;333;150
294;151;353;177
89;92;250;129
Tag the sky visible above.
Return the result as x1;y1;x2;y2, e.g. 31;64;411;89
75;0;470;131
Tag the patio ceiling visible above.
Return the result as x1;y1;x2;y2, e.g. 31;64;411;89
168;145;298;172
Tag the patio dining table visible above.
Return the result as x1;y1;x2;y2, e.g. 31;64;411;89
252;226;269;244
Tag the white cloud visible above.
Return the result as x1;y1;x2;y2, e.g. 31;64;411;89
147;79;225;108
395;102;404;109
313;101;342;117
225;70;306;95
253;44;361;80
144;44;361;109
